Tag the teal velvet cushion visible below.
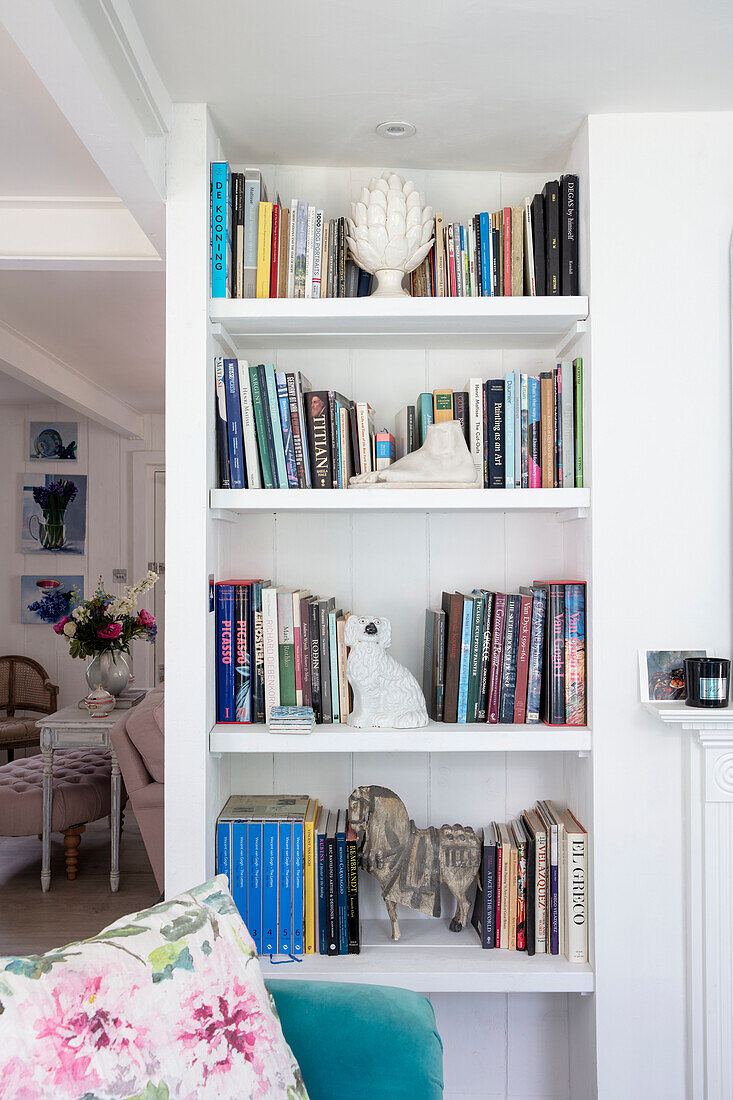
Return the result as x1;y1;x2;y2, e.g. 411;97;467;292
268;979;443;1099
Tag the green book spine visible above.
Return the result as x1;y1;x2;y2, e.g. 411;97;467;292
573;357;583;488
249;365;275;488
467;593;485;721
416;393;434;445
263;363;288;488
278;644;296;705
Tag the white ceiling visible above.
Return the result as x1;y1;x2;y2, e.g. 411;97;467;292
130;0;733;170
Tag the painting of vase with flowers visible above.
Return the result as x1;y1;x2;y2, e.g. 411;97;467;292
21;474;87;554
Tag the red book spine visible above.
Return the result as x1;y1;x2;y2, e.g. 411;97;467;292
513;595;533;723
486;593;507;723
503;207;512;296
494;840;503;947
269;203;280;297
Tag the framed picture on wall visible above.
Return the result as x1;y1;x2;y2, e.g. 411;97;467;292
21;575;84;624
28;422;78;461
638;649;708;702
21;474;87;555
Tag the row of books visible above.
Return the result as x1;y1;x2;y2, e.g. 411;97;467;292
211;165;578;300
425;581;586;726
215;357;383;490
215;579;352;724
470;801;588;962
217;795;359;957
211;164;370;299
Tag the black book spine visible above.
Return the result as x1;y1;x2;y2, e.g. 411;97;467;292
345;832;360;953
309;600;322;723
327;393;340;488
482;380;490;487
318;599;333;723
348;404;360;475
539;583;566;724
257;364;279;488
473;214;483;295
338;218;346;298
232;172;243;299
492;226;500;297
407;405;417;453
285;373;307;488
486;379;505;488
498;594;520;722
214;364;231;489
560;174;579;296
303;391;332;489
543;180;560;296
476;592;494;721
326;827;339;956
300;598;312;709
531;195;546;296
453;392;469;446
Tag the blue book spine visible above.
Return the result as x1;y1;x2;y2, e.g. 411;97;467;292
480;212;491;295
357;269;372;296
215;584;235;722
292;822;304;955
264;364;288;488
210;161;231;298
457;596;474;723
216;820;231;889
504;372;515;489
224;359;245;490
262;822;278;955
232;821;247;923
247;823;262;953
317;832;327;955
336;827;348;955
514;370;522;483
329;612;340;722
278;822;292;955
257;363;279;487
335;400;344;486
525;588;547;723
276;372;299;488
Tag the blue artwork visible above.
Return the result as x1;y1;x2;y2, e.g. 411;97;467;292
21;575;84;624
21;474;87;555
29;422;78;461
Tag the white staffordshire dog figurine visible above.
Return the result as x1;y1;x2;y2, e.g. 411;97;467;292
345;615;428;728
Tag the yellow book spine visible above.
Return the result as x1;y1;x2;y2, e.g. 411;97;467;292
256;202;272;298
433;388;453;422
303;812;316;953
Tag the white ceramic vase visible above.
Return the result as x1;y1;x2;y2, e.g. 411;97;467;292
85;651;131;696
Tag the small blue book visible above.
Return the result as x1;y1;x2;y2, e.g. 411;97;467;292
223;359;245;490
335;811;348;955
216;820;231;889
457;594;475;722
232;821;247;924
292;822;304;956
262;822;279;955
278;822;292;956
276;371;299;488
247;822;262;954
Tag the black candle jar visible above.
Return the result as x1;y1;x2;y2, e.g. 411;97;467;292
684;657;731;708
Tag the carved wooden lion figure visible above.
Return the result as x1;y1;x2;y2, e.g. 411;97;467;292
348;784;481;941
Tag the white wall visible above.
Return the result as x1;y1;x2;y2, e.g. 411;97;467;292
588;112;733;1100
0;400;163;727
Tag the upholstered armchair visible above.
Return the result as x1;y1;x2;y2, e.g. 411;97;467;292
110;688;164;891
0;655;58;762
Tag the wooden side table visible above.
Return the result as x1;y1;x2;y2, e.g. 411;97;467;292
36;703;135;893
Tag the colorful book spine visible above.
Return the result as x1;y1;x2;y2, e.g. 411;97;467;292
504;372;515;489
256;363;279;487
214;359;230;488
325;815;339;956
263;364;288;488
498;594;520;723
234;583;251;722
269;203;280;297
524;587;547;723
514;370;522;487
247;822;262;954
513;594;533;723
336;814;348;955
275;371;299;488
375;432;395;469
256;202;273;298
278;822;292;955
480;211;491;295
467;593;485;722
515;825;527;951
210;161;231;298
262;586;280;721
309;599;322;723
433;389;453;422
238;360;261;489
249;365;275;488
328;610;340;723
318;599;334;723
317;825;327;955
528;375;541;488
223;358;245;489
262;821;279;955
475;591;493;722
304;390;332;489
232;821;247;923
457;595;475;723
216;819;231;884
251;581;266;723
215;583;235;722
564;584;586;725
303;807;316;954
346;825;360;954
520;373;529;488
285;373;307;487
573;358;584;487
292;821;304;955
486;380;505;488
487;593;507;723
561;360;575;487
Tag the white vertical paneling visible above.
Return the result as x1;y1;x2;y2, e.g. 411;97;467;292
507;994;571;1099
431;992;508;1100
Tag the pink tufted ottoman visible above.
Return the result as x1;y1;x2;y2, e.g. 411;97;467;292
0;750;113;880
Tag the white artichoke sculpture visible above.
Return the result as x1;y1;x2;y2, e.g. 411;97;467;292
347;171;434;297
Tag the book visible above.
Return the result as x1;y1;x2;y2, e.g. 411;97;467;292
480;211;492;296
519;816;535;956
522;197;536;296
335;810;348;954
278;821;292;955
303;799;319;954
486;593;506;723
494;819;504;946
231;171;244;298
242;170;263;298
395;405;417;459
465;378;484;483
328;608;341;722
560;806;588;963
277;589;296;706
433;389;453;422
555;365;562;487
486;379;505;488
564;583;586;725
498;822;512;948
216;818;231;885
210;161;231;298
434;212;445;296
528;375;541;488
375;431;395;469
263;363;288;489
520;585;547;723
513;594;533;723
561;360;575;487
317;814;327;954
262;585;281;720
249;364;275;488
262;820;278;955
292;820;304;955
531;193;546;296
471;824;496;948
286;198;298;298
325;812;339;956
214;358;231;488
512;819;527;951
511;205;523;296
269;202;280;298
285;372;308;487
300;594;312;708
215;582;235;722
304;391;332;489
560;174;579;296
539;372;555;488
466;592;485;722
442;591;464;724
337;615;350;722
536;801;559;955
504;372;515;489
234;582;252;722
292;589;311;706
453;391;469;446
256;363;279;487
256;202;273;298
523;808;547;953
573;358;584;487
345;824;360;953
543;180;560;295
238;360;262;489
535;581;566;724
416;392;434;447
498;594;521;723
475;591;494;722
304;205;316;299
312;208;324;298
275;371;299;488
278;207;289;298
507;828;518;950
251;580;268;723
223;358;245;490
502;207;512;295
294;201;308;297
456;593;475;723
308;598;322;723
355;402;375;474
247;821;262;953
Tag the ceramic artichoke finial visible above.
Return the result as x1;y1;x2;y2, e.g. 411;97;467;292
347;171;434;297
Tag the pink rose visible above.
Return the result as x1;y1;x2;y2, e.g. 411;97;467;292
53;616;70;635
138;609;155;626
97;622;122;640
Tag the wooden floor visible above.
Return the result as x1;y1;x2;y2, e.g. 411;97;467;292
0;810;160;956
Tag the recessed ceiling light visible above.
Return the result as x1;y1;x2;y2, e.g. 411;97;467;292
376;121;416;139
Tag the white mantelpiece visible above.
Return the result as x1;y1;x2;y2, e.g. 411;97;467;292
647;702;733;1100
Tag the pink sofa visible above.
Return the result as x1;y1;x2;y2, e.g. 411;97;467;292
110;688;164;891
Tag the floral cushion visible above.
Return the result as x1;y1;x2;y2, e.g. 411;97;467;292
0;876;309;1100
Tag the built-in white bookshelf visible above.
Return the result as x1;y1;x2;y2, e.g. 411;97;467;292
166;107;594;1092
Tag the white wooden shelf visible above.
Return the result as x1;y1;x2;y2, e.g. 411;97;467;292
259;918;594;993
209;296;589;351
210;487;590;515
645;700;733;729
210;721;591;754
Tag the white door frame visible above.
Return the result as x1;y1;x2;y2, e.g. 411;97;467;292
131;449;164;688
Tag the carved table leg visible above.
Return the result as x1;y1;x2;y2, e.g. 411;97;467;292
62;825;85;880
41;746;54;892
110;746;121;892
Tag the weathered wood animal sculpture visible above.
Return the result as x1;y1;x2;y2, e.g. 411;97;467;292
348;784;481;941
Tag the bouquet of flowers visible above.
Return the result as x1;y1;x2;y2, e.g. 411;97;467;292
53;571;158;660
33;478;78;523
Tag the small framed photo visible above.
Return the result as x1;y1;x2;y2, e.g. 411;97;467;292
29;422;78;461
639;649;708;702
21;575;84;625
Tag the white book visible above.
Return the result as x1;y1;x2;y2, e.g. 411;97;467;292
550;803;588;964
523;196;536;296
262;586;281;720
561;360;575;487
312;209;324;298
465;377;484;484
355;402;374;474
304;205;316;299
237;359;262;488
291;589;310;706
287;198;298;298
514;370;522;486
